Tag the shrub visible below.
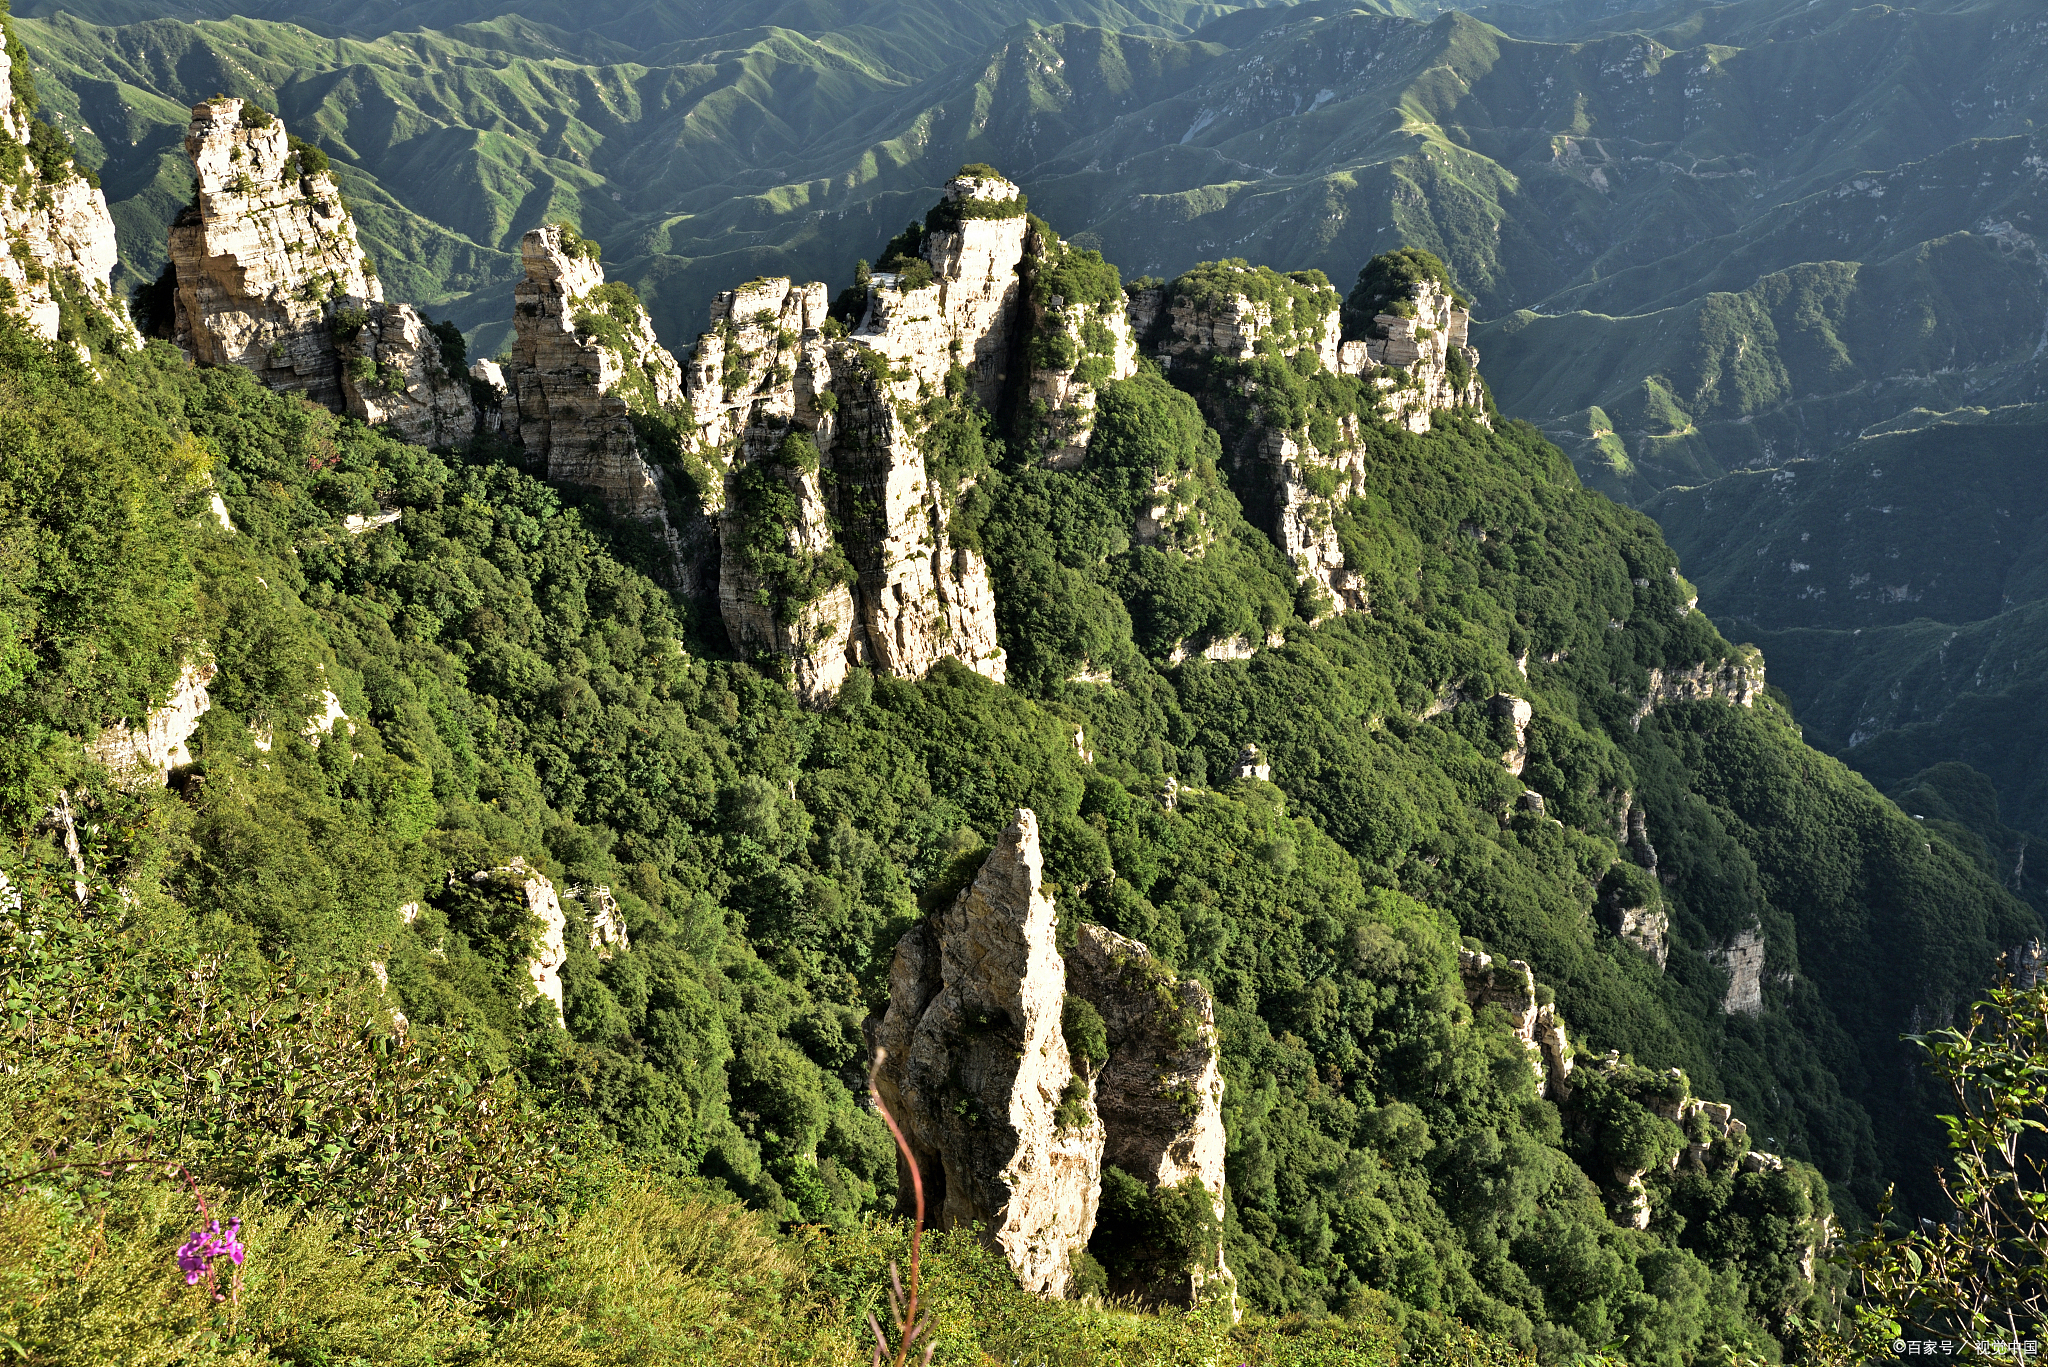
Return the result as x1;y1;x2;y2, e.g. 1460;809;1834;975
282;133;329;180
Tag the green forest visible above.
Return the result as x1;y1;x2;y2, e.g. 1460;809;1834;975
3;158;2041;1361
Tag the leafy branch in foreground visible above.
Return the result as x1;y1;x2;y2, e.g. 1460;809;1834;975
1844;972;2048;1359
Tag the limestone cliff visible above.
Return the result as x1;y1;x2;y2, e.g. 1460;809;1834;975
1458;948;1573;1100
1340;279;1486;435
1631;650;1766;730
872;810;1103;1298
492;224;686;577
1714;929;1767;1015
1022;228;1141;469
1140;263;1486;621
0;41;130;349
1066;924;1233;1309
169;98;379;409
874;809;1237;1306
88;659;214;788
333;302;476;449
671;172;1019;701
1458;948;1825;1263
468;859;568;1027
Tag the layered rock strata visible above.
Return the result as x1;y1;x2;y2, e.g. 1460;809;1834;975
169;98;377;408
1141;266;1485;621
167;98;473;442
0;42;131;347
1631;651;1766;729
872;810;1104;1298
1340;280;1486;434
497;225;680;518
671;173;1024;700
1066;924;1233;1309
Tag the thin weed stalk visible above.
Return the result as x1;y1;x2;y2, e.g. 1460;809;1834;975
867;1047;935;1367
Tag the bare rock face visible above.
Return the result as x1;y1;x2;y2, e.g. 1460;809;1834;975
1631;650;1766;729
471;859;568;1026
88;659;214;788
860;171;1030;407
334;302;476;448
1714;928;1767;1015
1336;280;1486;434
0;44;132;347
168;99;384;409
873;810;1103;1299
673;173;1017;701
1066;924;1233;1309
1489;694;1534;777
502;224;680;519
1024;235;1141;469
1141;265;1482;623
2009;938;2047;990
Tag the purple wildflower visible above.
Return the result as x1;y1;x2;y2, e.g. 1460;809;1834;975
176;1218;244;1286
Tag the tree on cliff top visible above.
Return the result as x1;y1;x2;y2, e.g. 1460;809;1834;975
1343;247;1456;337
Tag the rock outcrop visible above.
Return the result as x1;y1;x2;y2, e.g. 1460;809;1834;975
1714;928;1767;1015
1489;694;1534;777
1139;263;1485;621
495;224;682;512
667;172;1022;701
874;809;1234;1306
469;859;568;1026
1066;924;1233;1309
1458;948;1573;1099
333;301;476;448
0;42;131;348
872;810;1103;1298
169;98;379;408
167;98;473;443
1339;279;1486;434
1460;948;1825;1264
1631;651;1766;730
88;659;214;788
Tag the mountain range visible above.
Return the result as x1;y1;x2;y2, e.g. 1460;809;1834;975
4;1;2044;1360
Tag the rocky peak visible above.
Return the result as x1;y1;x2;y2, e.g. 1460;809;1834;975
853;170;1029;407
1343;279;1485;435
1139;258;1487;625
167;98;473;443
669;171;1023;702
492;223;685;571
0;42;131;350
872;810;1104;1298
874;809;1235;1307
170;98;380;408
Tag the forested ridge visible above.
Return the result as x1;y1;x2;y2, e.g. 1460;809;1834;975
1;183;2040;1361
